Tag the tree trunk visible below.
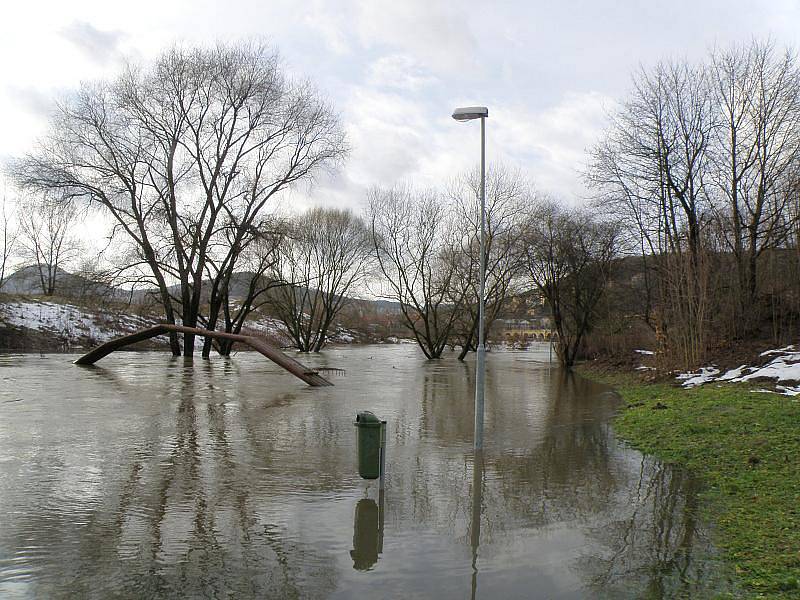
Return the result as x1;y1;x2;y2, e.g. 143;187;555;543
458;329;475;361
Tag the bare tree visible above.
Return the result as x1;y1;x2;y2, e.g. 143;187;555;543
709;40;800;315
17;195;83;296
73;256;120;304
11;42;346;356
202;217;286;356
270;207;372;352
525;201;619;368
368;185;465;359
588;59;717;367
448;165;531;360
0;194;15;291
589;40;800;366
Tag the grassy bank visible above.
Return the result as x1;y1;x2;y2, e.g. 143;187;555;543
582;369;800;598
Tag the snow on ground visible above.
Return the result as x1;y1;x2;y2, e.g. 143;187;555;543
676;345;800;396
242;315;293;346
329;328;358;344
676;366;721;387
241;317;362;347
0;299;158;347
1;298;374;350
632;349;657;371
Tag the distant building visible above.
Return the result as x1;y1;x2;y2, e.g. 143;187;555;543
493;317;553;341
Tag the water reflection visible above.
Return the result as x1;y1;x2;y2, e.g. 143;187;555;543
0;345;735;599
470;450;484;600
350;492;384;571
581;460;719;598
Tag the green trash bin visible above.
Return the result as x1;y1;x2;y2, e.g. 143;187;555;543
354;411;383;480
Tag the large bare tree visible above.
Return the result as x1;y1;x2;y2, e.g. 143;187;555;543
709;40;800;311
367;185;465;359
448;165;531;360
525;201;619;368
589;40;800;366
0;194;15;292
588;59;717;367
11;42;346;355
270;207;372;352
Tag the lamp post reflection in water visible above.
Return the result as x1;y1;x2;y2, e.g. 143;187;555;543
470;449;484;600
350;490;385;571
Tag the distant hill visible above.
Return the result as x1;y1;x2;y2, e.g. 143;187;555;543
0;265;404;314
0;265;129;300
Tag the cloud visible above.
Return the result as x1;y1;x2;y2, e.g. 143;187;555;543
59;21;126;65
354;0;478;72
302;5;352;55
367;54;437;92
344;87;434;185
491;91;616;200
3;85;54;118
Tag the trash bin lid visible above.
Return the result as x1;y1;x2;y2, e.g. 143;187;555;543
355;411;382;427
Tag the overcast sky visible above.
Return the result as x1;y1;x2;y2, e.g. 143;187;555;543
3;0;800;213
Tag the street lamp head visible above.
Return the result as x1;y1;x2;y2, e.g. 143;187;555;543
452;106;489;121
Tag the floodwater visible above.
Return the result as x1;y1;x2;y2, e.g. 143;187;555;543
0;344;736;599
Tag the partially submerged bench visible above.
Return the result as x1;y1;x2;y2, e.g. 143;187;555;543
74;323;333;387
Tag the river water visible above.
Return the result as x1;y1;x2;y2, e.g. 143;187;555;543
0;344;735;599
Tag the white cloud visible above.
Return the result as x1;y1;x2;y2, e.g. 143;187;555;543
367;54;437;92
3;85;56;119
59;21;127;65
301;1;353;55
353;0;478;72
492;91;616;199
344;87;433;185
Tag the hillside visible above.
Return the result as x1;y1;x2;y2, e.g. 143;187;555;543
0;295;367;352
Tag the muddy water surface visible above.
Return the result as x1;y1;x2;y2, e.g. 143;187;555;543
0;344;735;598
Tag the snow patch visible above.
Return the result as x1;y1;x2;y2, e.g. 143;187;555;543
759;345;795;357
678;366;720;387
0;299;157;346
775;384;800;397
676;344;800;395
718;365;747;381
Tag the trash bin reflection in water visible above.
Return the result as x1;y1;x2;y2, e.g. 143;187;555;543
350;491;385;571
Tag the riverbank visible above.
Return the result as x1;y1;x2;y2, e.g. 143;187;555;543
0;295;370;352
581;366;800;598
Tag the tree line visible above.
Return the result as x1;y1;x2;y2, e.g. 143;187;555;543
1;40;685;367
588;39;800;369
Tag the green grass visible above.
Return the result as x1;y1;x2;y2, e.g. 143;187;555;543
581;370;800;598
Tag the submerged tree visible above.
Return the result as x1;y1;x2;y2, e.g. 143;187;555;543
367;185;465;359
525;201;619;368
202;217;286;357
270;207;372;352
448;165;531;360
11;42;346;356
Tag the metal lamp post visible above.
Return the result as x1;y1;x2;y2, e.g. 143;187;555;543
452;106;488;450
